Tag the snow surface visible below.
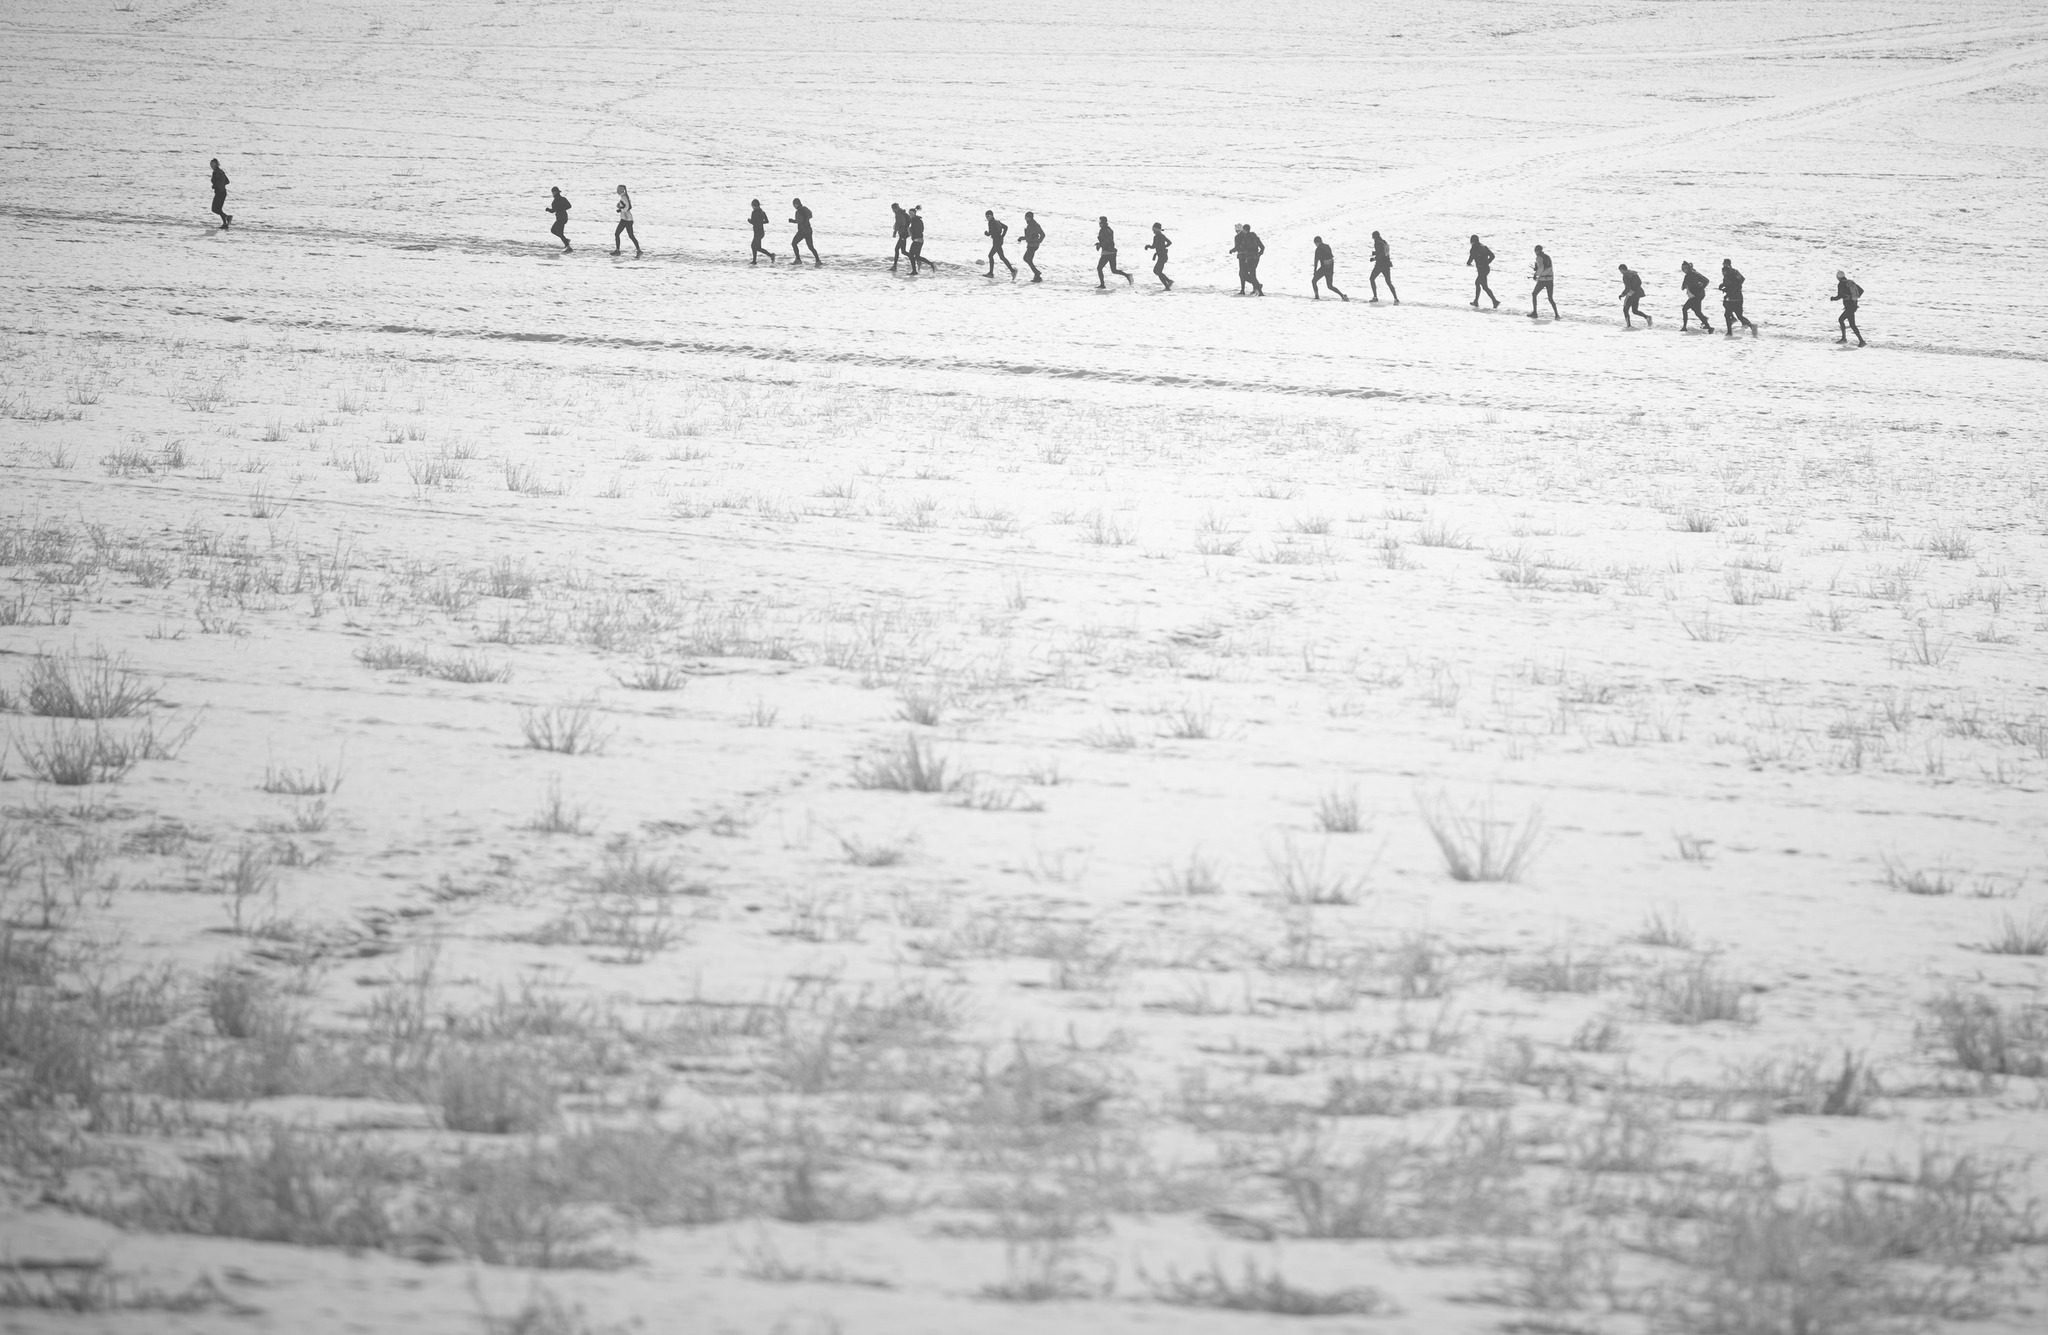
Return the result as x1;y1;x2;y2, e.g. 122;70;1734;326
2;1;2047;1332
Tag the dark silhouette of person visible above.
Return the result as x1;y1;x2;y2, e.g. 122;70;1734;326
1833;269;1865;345
208;158;232;230
789;197;819;265
1529;245;1556;319
1019;212;1045;282
1226;223;1266;295
1618;264;1650;328
891;203;910;272
1719;259;1758;337
1146;223;1173;290
748;199;774;264
906;206;928;273
1096;216;1131;287
1468;234;1497;308
1369;231;1398;303
985;211;1017;278
546;187;571;251
612;185;641;257
1312;237;1347;301
1679;262;1711;331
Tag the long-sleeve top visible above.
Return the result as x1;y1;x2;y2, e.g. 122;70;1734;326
211;166;229;191
1314;242;1335;271
616;195;633;222
791;205;813;232
1147;231;1170;255
1468;241;1493;270
1620;269;1643;297
1021;220;1044;246
1834;275;1861;305
1532;254;1553;281
749;206;768;230
1372;237;1391;265
547;194;570;219
1096;223;1116;252
1682;270;1708;299
986;218;1008;245
1718;267;1745;297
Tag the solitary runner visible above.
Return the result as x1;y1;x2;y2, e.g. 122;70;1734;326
612;185;641;257
790;197;819;266
1096;216;1131;287
1019;212;1045;282
1146;223;1173;290
546;187;571;251
1529;245;1557;319
208;158;232;230
1230;225;1255;293
891;204;910;271
1369;231;1399;303
1719;259;1758;337
906;206;928;274
1311;236;1347;301
985;211;1017;278
748;199;774;264
1679;262;1711;331
1468;234;1497;308
1618;264;1651;328
1833;270;1866;346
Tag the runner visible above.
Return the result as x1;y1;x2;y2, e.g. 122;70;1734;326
748;199;774;264
1468;234;1497;308
1368;231;1399;303
545;187;571;252
1833;269;1866;346
612;185;641;257
208;158;232;230
1146;223;1173;290
1019;211;1045;282
906;206;928;274
1529;245;1557;319
1618;263;1651;328
1095;216;1131;287
1719;258;1758;337
789;197;819;265
1244;225;1267;295
1679;262;1711;331
985;211;1017;279
1230;225;1255;294
1311;236;1347;301
891;203;910;272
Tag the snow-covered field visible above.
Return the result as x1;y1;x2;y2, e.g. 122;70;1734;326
3;2;2047;1331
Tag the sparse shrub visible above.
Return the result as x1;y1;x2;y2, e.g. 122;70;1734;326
1147;1258;1389;1316
1637;956;1755;1025
1418;791;1546;882
520;700;612;755
852;733;963;792
13;721;162;785
1280;1115;1528;1239
1268;837;1368;906
1982;909;2048;955
1312;785;1364;833
614;662;687;691
1158;701;1216;740
1506;947;1611;994
433;1044;557;1134
1924;992;2048;1076
20;649;160;718
1631;909;1695;949
260;758;341;795
1881;856;1957;896
896;682;947;726
527;777;591;835
201;966;272;1039
1155;850;1223;897
115;1126;403;1251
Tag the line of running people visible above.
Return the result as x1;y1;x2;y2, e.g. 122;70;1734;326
205;162;1871;346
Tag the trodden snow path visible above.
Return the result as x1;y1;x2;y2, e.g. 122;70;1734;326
2;3;2047;1335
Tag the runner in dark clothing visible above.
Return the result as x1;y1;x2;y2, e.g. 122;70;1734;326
1312;237;1347;301
612;185;641;257
1019;212;1045;282
209;159;232;229
748;199;774;264
1618;264;1651;328
1679;262;1711;331
1468;234;1497;307
1230;225;1254;293
1096;217;1131;287
790;197;818;265
1529;246;1556;319
1833;270;1865;345
546;187;571;251
891;204;910;271
906;207;928;274
1369;231;1399;303
1146;223;1173;289
1718;258;1758;337
1243;226;1266;295
985;211;1017;279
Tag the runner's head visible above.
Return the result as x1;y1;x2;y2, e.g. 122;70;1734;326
1372;230;1382;239
1314;236;1322;245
